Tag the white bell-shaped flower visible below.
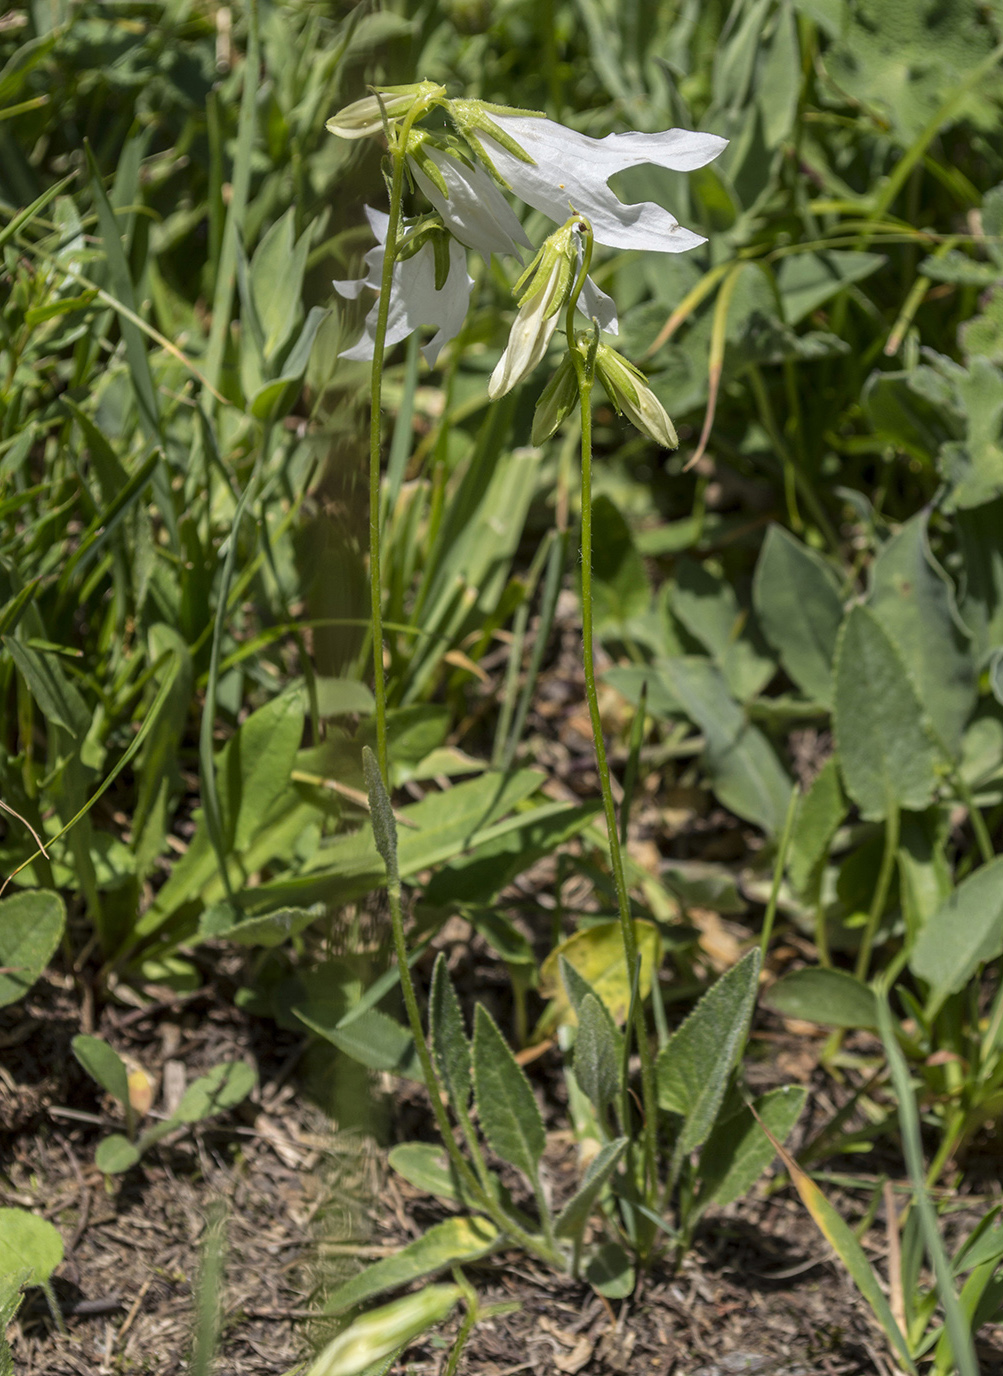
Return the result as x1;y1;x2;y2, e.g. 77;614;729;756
408;141;533;260
452;105;726;253
332;207;473;367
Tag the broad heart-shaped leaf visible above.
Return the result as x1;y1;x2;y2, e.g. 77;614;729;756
869;512;976;760
322;1216;499;1317
762;968;878;1029
72;1034;130;1107
832;605;940;821
0;890;65;1008
430;954;472;1112
472;1004;544;1182
574;994;622;1118
540;921;661;1027
587;493;650;632
297;1004;422;1082
0;1209;63;1285
654;657;792;834
787;758;846;902
656;949;761;1161
171;1062;256;1123
910;856;1003;1015
554;1137;628;1240
694;1085;807;1217
752;525;844;707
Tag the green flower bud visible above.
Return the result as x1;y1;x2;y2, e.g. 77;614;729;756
306;1285;462;1376
594;344;678;449
489;217;583;399
532;355;579;444
326;82;446;140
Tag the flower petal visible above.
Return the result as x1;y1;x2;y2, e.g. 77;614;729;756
338;227;473;367
478;114;725;253
578;270;618;335
410;147;532;259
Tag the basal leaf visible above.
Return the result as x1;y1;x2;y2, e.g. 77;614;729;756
910;856;1003;1014
787;759;845;902
832;605;940;820
171;1062;256;1123
694;1085;807;1215
656;949;761;1161
472;1004;544;1182
540;921;661;1026
0;1209;64;1285
297;1005;422;1081
753;525;844;707
322;1216;499;1316
763;967;878;1029
574;993;622;1117
869;512;975;760
0;890;65;1008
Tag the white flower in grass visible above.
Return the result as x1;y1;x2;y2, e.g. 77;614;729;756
451;104;726;253
332;207;473;367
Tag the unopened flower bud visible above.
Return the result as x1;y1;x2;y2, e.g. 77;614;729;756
306;1285;462;1376
532;355;579;443
326;82;446;139
489;219;581;399
594;344;678;449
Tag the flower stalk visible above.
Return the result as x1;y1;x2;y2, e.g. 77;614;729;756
565;218;659;1226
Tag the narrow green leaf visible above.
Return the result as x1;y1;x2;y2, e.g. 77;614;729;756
95;1135;141;1175
472;1004;544;1181
787;758;846;901
430;954;472;1112
298;1005;421;1082
362;745;399;890
322;1217;499;1316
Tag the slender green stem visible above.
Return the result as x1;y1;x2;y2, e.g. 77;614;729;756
566;221;658;1204
855;800;900;981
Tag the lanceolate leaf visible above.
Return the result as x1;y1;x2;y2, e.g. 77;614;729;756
656;949;761;1163
763;968;878;1029
430;953;472;1112
472;1004;545;1181
832;605;940;820
574;993;622;1117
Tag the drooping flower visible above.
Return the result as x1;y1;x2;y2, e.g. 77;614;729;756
332;207;473;366
594;343;678;449
450;103;726;253
488;219;618;399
